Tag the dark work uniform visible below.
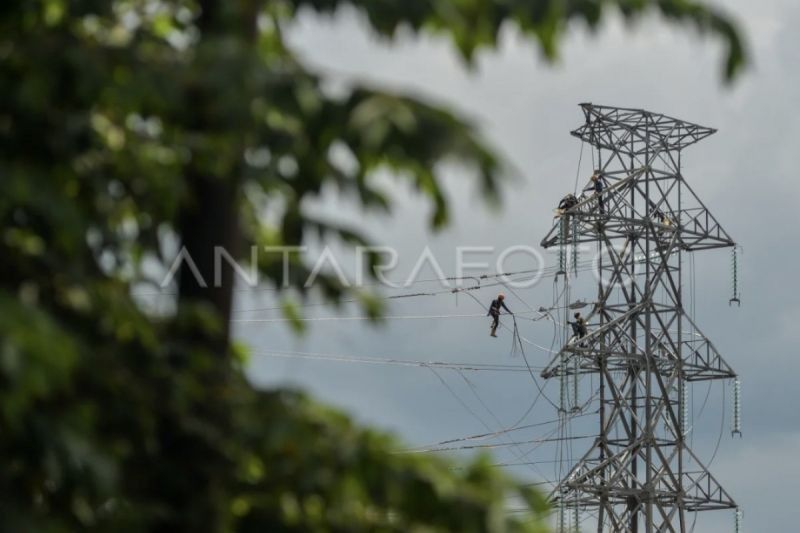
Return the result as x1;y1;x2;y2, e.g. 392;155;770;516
569;317;588;346
487;298;512;330
558;194;578;211
592;179;605;213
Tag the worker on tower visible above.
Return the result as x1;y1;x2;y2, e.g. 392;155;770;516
654;209;674;242
585;171;605;214
555;193;579;217
487;293;512;338
568;312;588;345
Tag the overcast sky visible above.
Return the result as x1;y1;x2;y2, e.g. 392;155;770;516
235;1;799;531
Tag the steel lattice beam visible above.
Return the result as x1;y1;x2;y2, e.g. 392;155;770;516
541;104;737;532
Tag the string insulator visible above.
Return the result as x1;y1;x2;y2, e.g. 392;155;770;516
729;246;741;306
558;217;568;277
732;378;742;437
680;383;689;437
560;354;568;414
573;505;579;532
572;217;579;276
572;354;579;412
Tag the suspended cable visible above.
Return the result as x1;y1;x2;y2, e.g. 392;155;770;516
405;434;596;454
521;479;564;487
493;458;579;468
425;365;496;444
574;140;585;195
251;349;536;372
426;363;563;481
233;312;520;324
499;391;600;466
230;258;607;316
414;413;593;450
706;380;727;469
689;507;699;533
420;375;598;455
456;370;570;480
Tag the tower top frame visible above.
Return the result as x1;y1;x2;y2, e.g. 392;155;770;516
572;103;717;156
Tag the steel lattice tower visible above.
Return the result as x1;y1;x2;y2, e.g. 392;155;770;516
540;104;738;532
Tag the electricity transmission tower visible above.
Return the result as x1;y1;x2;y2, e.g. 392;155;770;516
540;104;738;532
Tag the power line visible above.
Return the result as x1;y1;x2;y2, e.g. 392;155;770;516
414;414;588;449
404;433;597;454
229;261;601;315
250;349;538;373
231;310;542;324
428;364;562;481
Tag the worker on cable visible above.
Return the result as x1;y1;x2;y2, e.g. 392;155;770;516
585;171;605;214
487;293;512;338
568;312;588;345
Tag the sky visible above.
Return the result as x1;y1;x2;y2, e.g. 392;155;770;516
233;1;800;531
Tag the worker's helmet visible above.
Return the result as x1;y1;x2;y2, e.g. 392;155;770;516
498;293;505;300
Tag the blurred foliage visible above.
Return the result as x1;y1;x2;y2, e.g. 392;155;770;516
0;0;744;532
293;0;746;80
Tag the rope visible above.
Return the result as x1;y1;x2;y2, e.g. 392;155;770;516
509;315;561;411
573;141;585;195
